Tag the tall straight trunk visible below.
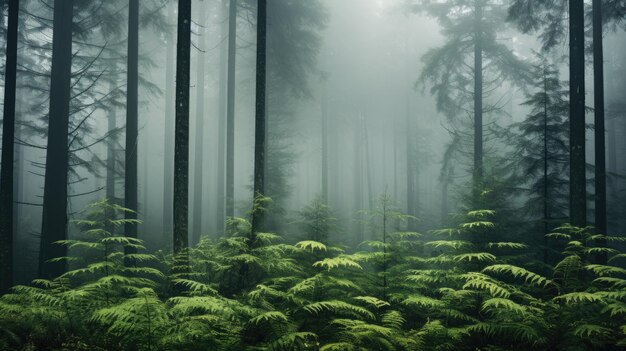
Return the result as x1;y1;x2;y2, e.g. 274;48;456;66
163;3;176;242
106;78;117;203
105;74;117;236
251;0;267;235
354;115;364;244
173;0;192;254
215;0;228;235
225;0;237;219
39;0;73;279
592;0;606;263
543;68;550;264
0;0;19;293
363;117;374;212
125;0;139;253
406;87;416;228
569;0;587;227
192;0;207;245
473;1;483;203
321;90;328;203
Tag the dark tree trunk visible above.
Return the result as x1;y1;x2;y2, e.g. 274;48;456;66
125;0;139;256
0;0;19;293
593;0;606;264
406;84;416;229
225;0;237;220
173;0;191;254
163;2;175;243
543;68;550;264
569;0;587;227
354;115;364;244
251;0;267;236
105;74;117;235
363;117;374;213
39;0;73;279
473;1;483;204
321;90;328;203
215;0;228;235
192;0;207;245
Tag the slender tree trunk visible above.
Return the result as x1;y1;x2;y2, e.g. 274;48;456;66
216;0;228;235
441;167;452;225
251;0;267;236
569;0;587;227
105;73;117;235
406;87;416;228
473;1;483;204
593;0;606;263
225;0;237;220
354;115;364;244
363;117;374;213
0;0;19;293
163;2;176;243
192;0;207;245
173;0;191;254
39;0;73;279
125;0;139;256
543;68;550;264
321;90;328;203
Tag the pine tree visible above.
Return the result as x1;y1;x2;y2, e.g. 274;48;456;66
512;58;569;262
412;0;530;208
173;0;192;254
39;0;74;279
0;0;19;293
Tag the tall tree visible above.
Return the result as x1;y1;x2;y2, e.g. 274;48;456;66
39;0;74;279
173;0;191;254
225;0;237;221
569;0;586;227
192;0;207;244
215;0;228;235
413;0;530;208
0;0;20;293
593;0;607;264
125;0;139;254
513;59;569;262
251;0;267;235
163;2;176;243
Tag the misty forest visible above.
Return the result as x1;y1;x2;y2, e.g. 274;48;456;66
0;0;626;350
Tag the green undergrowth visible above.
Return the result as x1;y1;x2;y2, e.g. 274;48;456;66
0;198;625;350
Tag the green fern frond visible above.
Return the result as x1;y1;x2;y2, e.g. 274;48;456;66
554;292;605;305
425;240;472;250
313;257;362;271
453;252;497;263
481;298;526;316
353;296;390;309
303;300;374;320
486;242;529;249
482;264;552;287
574;324;612;339
295;240;328;252
585;264;626;277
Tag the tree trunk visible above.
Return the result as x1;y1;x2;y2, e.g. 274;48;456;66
593;0;606;263
173;0;191;254
215;0;228;235
192;0;207;245
39;0;73;279
569;0;587;227
473;1;483;204
125;0;139;256
543;68;550;264
105;73;117;235
251;0;267;236
321;90;328;204
0;0;19;293
226;0;237;220
163;2;176;243
354;115;364;244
